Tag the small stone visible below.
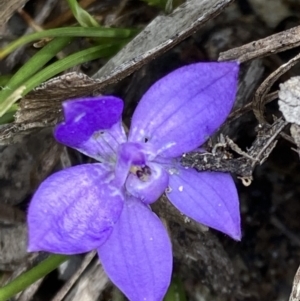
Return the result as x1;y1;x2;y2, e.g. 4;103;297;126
279;77;300;125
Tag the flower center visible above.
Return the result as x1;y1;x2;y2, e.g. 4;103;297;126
130;165;152;182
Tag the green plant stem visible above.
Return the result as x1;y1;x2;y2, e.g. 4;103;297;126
0;254;68;301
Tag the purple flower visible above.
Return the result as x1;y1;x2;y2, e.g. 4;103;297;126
28;62;240;301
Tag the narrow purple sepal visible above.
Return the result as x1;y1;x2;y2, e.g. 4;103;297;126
128;62;239;158
166;165;241;240
126;162;169;204
98;197;173;301
28;164;124;254
55;97;125;161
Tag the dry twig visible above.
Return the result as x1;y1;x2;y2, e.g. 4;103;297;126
181;118;288;185
219;25;300;63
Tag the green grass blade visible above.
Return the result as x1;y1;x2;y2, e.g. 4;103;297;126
0;75;12;87
66;0;100;27
0;86;25;118
0;104;18;124
0;27;138;59
22;43;122;95
142;0;182;11
0;42;124;117
0;37;73;117
8;37;73;89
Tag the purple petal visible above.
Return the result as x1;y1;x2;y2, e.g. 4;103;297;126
126;162;169;204
128;62;239;158
55;97;126;161
98;197;172;301
28;164;124;254
166;165;241;240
